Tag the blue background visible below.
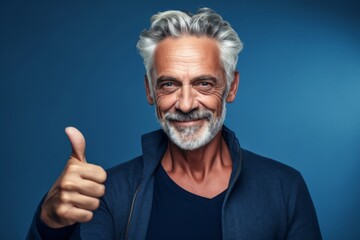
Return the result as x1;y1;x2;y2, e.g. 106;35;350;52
1;0;359;239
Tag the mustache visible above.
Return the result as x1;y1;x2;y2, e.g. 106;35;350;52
164;110;213;122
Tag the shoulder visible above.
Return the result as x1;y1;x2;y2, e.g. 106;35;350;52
236;149;311;210
102;156;144;207
105;156;144;187
107;156;144;177
239;149;305;196
241;149;301;180
224;126;300;181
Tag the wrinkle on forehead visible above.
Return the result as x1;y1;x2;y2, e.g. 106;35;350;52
153;36;224;81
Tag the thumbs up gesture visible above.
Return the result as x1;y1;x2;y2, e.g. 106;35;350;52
40;127;107;228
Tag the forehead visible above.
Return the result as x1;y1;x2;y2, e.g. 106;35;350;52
153;36;222;79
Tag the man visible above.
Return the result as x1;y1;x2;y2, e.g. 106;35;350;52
27;8;322;239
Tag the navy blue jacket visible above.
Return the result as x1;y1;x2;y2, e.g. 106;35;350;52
28;126;322;239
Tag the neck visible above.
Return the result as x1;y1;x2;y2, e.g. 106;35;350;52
161;129;232;181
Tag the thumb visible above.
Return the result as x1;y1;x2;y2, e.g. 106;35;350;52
65;126;87;162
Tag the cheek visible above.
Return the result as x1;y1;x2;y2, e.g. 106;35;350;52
197;82;227;114
155;93;177;117
199;93;224;116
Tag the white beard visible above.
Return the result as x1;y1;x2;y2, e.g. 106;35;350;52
157;102;226;150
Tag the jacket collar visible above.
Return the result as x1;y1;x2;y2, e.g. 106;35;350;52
129;126;243;239
141;129;168;180
140;125;243;182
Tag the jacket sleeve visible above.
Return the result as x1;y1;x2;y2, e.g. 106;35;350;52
286;175;322;240
26;196;114;240
78;197;115;239
26;197;77;240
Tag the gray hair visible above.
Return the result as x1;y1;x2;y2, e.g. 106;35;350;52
136;8;243;94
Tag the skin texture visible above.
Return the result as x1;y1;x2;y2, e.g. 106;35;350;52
40;127;107;228
146;36;239;198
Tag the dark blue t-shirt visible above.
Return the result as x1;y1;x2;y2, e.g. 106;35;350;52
146;165;226;240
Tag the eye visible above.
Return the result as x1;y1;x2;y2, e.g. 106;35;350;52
194;81;213;91
158;81;179;93
199;82;210;86
162;82;174;87
160;82;177;89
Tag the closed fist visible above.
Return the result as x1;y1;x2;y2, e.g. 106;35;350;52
40;127;107;228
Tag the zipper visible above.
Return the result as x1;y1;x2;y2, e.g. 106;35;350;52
226;148;242;196
124;184;141;240
222;146;243;240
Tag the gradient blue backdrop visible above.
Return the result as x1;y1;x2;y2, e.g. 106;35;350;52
1;0;359;239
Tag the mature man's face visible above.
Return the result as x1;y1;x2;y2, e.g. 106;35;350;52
147;36;236;150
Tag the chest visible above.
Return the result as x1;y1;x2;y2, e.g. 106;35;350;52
146;165;226;240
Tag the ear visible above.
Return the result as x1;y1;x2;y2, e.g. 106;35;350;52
226;71;240;103
145;75;154;105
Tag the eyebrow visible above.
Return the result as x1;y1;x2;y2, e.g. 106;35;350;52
156;76;177;83
192;75;218;83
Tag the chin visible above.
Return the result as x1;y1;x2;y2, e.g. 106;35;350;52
163;121;219;150
156;102;227;150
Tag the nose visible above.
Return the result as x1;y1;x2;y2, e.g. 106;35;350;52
176;85;198;113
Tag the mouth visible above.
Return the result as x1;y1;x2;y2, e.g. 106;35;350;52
169;118;205;127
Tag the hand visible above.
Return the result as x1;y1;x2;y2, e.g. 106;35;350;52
40;127;107;228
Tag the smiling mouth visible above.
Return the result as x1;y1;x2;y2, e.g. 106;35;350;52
170;119;205;127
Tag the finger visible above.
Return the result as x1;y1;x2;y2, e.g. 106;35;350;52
77;179;105;198
80;163;107;183
65;126;86;162
56;204;94;224
60;175;105;198
59;191;101;211
64;159;106;183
